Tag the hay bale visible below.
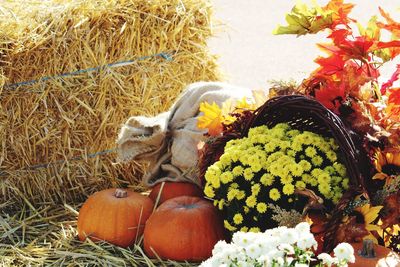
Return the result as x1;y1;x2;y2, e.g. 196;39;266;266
0;0;220;203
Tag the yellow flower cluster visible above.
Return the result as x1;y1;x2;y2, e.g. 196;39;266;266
204;123;349;233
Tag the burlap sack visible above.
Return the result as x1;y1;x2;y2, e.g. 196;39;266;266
116;82;254;186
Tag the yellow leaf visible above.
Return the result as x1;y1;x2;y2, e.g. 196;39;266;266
197;102;224;136
252;90;269;109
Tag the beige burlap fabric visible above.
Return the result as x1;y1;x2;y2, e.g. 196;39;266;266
116;82;253;187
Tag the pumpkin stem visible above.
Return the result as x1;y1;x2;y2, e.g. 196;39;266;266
359;239;376;258
114;189;128;198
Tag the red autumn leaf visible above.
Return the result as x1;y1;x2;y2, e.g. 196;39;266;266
388;87;400;106
328;28;352;45
381;65;400;94
315;81;346;113
337;36;374;60
315;54;345;76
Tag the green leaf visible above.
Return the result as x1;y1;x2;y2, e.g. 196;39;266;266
273;0;333;36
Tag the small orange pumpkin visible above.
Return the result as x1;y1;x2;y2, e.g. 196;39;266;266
349;240;400;267
144;196;225;261
78;188;154;247
148;181;203;204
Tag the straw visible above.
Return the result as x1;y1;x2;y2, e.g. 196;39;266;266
0;0;220;204
0;200;199;266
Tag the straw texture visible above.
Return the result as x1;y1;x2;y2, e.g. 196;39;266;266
0;199;198;266
0;0;220;204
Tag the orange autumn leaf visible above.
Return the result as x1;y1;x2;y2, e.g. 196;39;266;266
378;7;400;38
322;0;355;27
197;102;224;136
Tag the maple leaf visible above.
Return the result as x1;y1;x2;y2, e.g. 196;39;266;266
377;7;400;38
315;81;346;113
322;0;355;27
382;65;400;94
314;53;345;76
197;102;224;136
388;87;400;106
358;16;381;41
273;0;333;36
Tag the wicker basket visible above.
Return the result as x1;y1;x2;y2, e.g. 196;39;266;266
199;95;372;251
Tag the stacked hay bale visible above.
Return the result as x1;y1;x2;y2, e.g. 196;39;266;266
0;0;220;204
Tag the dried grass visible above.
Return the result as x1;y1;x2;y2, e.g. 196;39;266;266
0;0;220;204
0;200;199;266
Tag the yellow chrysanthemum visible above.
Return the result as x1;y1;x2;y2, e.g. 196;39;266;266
269;188;281;201
236;190;246;200
305;146;317;158
299;160;312;172
232;166;244;176
245;196;257;208
312;155;323;166
220;172;234;184
295;180;306;190
243;168;254;181
227;189;239;201
260;173;275;186
249;227;261;233
290;164;304;177
283;184;295;195
251;184;261;195
224;220;237;231
204;185;215;198
256;202;268;213
240;226;249;232
233;213;244;225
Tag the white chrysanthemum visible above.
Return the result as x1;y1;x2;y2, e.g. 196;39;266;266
211;240;228;255
232;231;258;248
245;243;263;259
281;228;299;245
257;255;271;266
278;243;295;255
296;232;317;250
295;222;311;234
333;242;355;263
294;263;309;267
199;256;225;267
317;253;335;266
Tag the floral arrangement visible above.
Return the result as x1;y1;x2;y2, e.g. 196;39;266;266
272;0;400;249
204;123;349;232
198;0;400;255
200;222;355;267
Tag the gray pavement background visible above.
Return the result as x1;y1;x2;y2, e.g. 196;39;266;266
209;0;400;90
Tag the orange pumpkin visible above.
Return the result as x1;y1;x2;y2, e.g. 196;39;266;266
78;188;154;247
349;241;400;267
148;181;203;204
144;196;225;261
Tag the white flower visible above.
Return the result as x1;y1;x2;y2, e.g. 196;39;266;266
294;264;309;267
245;243;264;259
232;231;257;248
278;243;295;255
295;222;311;234
318;253;335;266
333;243;355;263
257;255;271;266
212;240;228;255
281;228;299;245
296;232;317;250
